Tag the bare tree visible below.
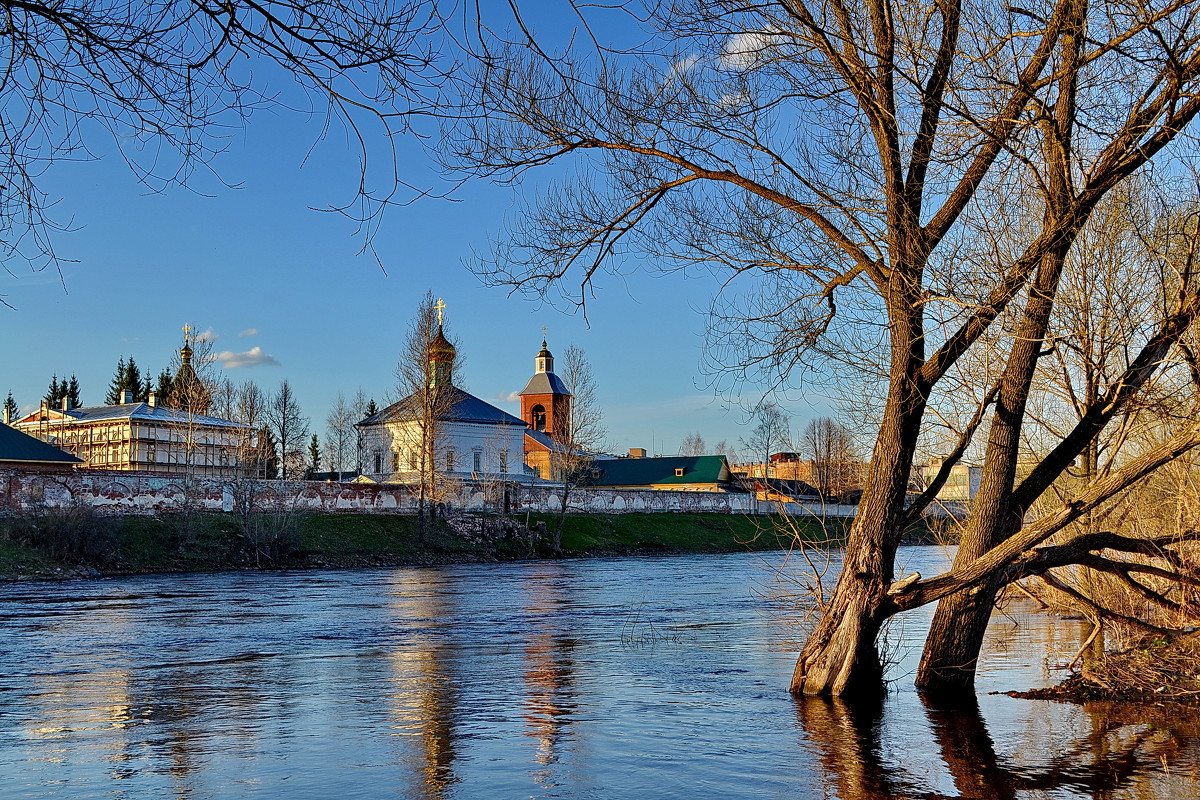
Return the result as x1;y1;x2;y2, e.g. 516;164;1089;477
801;418;859;500
679;432;707;456
267;379;309;480
741;401;790;484
547;343;608;552
391;291;461;539
350;388;371;474
714;440;740;466
325;391;356;476
448;1;1200;697
1;0;451;307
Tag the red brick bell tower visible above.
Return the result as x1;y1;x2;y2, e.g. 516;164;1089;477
519;338;572;436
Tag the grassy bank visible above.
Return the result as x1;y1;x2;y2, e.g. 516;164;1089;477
0;508;926;581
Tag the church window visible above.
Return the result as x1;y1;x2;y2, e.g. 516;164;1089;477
147;441;156;463
408;450;418;470
374;450;383;474
473;451;482;473
393;451;400;472
531;404;547;432
675;468;685;477
446;449;456;472
499;450;508;474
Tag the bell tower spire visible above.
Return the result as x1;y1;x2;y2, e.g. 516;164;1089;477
519;332;572;434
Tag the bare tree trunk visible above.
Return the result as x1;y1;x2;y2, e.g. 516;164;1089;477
793;353;923;693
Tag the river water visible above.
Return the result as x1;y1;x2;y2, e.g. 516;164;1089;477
1;547;1197;799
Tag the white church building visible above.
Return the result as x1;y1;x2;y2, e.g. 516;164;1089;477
356;313;529;483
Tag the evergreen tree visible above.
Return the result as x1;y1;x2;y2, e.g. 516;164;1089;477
308;434;321;475
141;375;153;402
364;398;378;418
3;392;18;423
66;375;81;408
105;357;128;405
124;358;144;402
156;370;174;401
43;374;61;406
105;356;148;404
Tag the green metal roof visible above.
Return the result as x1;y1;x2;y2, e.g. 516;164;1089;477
587;455;730;487
0;423;83;465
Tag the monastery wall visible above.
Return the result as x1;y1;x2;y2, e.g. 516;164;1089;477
0;468;783;516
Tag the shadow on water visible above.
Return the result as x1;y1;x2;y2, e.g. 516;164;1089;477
795;690;1200;800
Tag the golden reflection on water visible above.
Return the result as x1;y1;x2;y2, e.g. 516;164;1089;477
384;572;460;800
519;563;578;787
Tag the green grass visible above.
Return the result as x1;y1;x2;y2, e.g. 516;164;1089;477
1;509;879;579
0;537;56;575
525;512;853;554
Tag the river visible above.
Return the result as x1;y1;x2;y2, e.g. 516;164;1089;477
1;546;1196;799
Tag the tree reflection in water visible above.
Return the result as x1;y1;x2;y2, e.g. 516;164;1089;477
796;692;1200;799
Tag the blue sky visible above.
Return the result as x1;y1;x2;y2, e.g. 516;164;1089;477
0;16;837;459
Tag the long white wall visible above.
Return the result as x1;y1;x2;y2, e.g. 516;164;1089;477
0;468;769;515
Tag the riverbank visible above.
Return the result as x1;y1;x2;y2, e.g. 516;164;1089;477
0;510;882;581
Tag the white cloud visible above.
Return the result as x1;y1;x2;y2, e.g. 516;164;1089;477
238;328;259;338
670;53;700;78
497;391;521;404
211;346;281;369
193;326;218;343
720;31;782;70
718;91;751;110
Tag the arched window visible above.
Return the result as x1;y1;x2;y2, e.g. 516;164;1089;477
531;404;547;432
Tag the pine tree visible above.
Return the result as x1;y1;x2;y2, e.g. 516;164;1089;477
309;433;321;475
156;370;174;401
364;398;378;418
3;392;18;423
124;358;144;403
105;357;127;405
66;375;81;408
43;374;61;406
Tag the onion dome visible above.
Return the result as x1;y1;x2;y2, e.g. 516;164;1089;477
430;325;457;360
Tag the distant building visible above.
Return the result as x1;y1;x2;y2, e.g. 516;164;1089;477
0;420;83;471
357;312;527;483
11;392;251;478
742;477;823;504
584;454;735;492
518;338;575;480
914;461;982;502
733;453;817;482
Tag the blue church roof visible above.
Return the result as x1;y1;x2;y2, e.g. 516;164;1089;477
360;386;525;427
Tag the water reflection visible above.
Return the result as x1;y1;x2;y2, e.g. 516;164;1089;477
794;690;1200;800
1;553;1198;799
385;570;461;798
520;563;578;783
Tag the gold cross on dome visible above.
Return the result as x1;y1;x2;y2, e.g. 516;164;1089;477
434;297;446;325
541;325;548;341
182;322;192;343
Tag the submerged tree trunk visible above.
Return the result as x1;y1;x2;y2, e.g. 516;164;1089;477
793;351;923;694
790;530;890;695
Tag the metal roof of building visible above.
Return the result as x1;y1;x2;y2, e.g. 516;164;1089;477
586;455;732;487
360;386;526;427
0;424;84;465
518;372;572;397
19;402;247;429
